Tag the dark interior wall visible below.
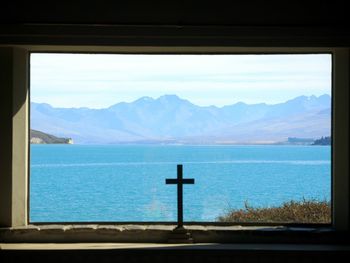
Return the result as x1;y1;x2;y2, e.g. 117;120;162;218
1;0;349;47
0;0;349;26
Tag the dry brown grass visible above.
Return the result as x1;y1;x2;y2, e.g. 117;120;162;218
217;199;331;224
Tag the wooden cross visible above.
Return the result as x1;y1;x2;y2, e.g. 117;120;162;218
165;164;195;228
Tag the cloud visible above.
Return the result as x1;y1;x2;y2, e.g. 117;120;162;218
30;53;332;108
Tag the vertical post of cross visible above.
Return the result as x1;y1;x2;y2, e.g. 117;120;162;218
165;164;195;228
177;164;183;227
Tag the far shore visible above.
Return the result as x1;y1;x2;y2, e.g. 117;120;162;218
30;142;331;146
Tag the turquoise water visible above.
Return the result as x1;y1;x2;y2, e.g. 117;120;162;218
30;145;331;222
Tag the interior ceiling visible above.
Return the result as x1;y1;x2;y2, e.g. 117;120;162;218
1;0;349;26
0;0;349;46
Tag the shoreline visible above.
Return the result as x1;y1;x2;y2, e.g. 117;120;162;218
30;143;331;147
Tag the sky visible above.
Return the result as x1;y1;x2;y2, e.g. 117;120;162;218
30;53;332;108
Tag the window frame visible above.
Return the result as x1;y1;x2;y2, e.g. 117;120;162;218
0;45;349;239
28;49;334;227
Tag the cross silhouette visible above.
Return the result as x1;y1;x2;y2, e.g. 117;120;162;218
165;164;195;228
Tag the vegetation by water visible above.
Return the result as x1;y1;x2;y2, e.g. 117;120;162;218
218;199;331;224
312;136;331;145
30;129;73;144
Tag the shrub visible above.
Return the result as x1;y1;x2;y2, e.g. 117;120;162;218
217;199;331;224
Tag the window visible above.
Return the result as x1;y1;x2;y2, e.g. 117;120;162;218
0;46;348;242
29;53;332;224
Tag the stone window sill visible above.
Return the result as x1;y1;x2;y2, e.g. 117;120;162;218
0;224;336;243
1;242;350;252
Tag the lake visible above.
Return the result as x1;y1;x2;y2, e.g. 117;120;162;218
30;145;331;222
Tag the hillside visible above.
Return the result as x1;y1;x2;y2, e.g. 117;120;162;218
30;94;331;144
30;129;73;144
312;136;331;145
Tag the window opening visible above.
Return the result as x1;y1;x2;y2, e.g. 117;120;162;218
29;53;332;224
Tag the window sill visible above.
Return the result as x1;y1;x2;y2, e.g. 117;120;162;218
1;242;350;252
0;224;341;244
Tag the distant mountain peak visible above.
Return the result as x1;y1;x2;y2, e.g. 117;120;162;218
234;101;247;106
309;95;317;100
285;94;330;104
289;95;308;102
139;96;154;101
32;102;52;108
158;94;181;101
30;93;331;144
156;94;194;106
134;96;155;103
319;94;331;99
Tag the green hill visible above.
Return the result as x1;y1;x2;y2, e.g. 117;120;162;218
30;129;73;144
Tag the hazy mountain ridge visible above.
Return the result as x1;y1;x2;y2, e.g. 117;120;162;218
31;94;331;144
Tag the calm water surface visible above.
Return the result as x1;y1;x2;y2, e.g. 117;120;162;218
30;145;331;222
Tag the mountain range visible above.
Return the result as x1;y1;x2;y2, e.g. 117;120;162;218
31;94;331;144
